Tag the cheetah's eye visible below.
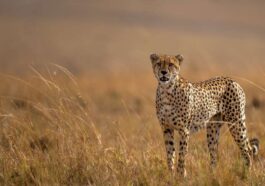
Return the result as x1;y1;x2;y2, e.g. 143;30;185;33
156;63;161;67
169;63;174;67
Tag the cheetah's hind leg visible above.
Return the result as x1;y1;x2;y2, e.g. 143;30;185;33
225;117;253;167
206;113;223;168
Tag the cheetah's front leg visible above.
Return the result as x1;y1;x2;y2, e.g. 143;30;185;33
162;126;176;171
177;129;190;177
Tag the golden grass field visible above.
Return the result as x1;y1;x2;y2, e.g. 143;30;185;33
0;0;265;185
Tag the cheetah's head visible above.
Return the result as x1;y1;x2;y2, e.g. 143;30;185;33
150;53;184;85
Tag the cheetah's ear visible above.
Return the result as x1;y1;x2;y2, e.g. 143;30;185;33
175;54;184;65
150;53;159;63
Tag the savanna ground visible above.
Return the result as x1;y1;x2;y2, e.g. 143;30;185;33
0;0;265;185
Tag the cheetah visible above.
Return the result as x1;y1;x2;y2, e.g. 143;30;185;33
150;53;259;177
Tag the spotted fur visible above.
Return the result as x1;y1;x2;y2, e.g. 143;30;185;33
150;53;259;177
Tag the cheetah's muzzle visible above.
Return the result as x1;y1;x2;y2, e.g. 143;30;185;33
160;76;169;82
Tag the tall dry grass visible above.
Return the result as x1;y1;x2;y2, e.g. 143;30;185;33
0;64;264;185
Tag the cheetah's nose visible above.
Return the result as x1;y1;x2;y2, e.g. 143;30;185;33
161;71;167;75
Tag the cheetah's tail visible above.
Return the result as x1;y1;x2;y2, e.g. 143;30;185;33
250;138;259;156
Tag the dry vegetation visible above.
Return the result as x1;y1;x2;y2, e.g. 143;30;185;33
0;65;264;185
0;0;265;185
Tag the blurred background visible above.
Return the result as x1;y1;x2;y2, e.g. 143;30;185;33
1;0;265;125
1;0;265;77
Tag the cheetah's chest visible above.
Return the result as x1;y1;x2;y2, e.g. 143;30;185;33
156;92;184;129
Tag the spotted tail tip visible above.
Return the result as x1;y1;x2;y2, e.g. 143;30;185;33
250;138;259;156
